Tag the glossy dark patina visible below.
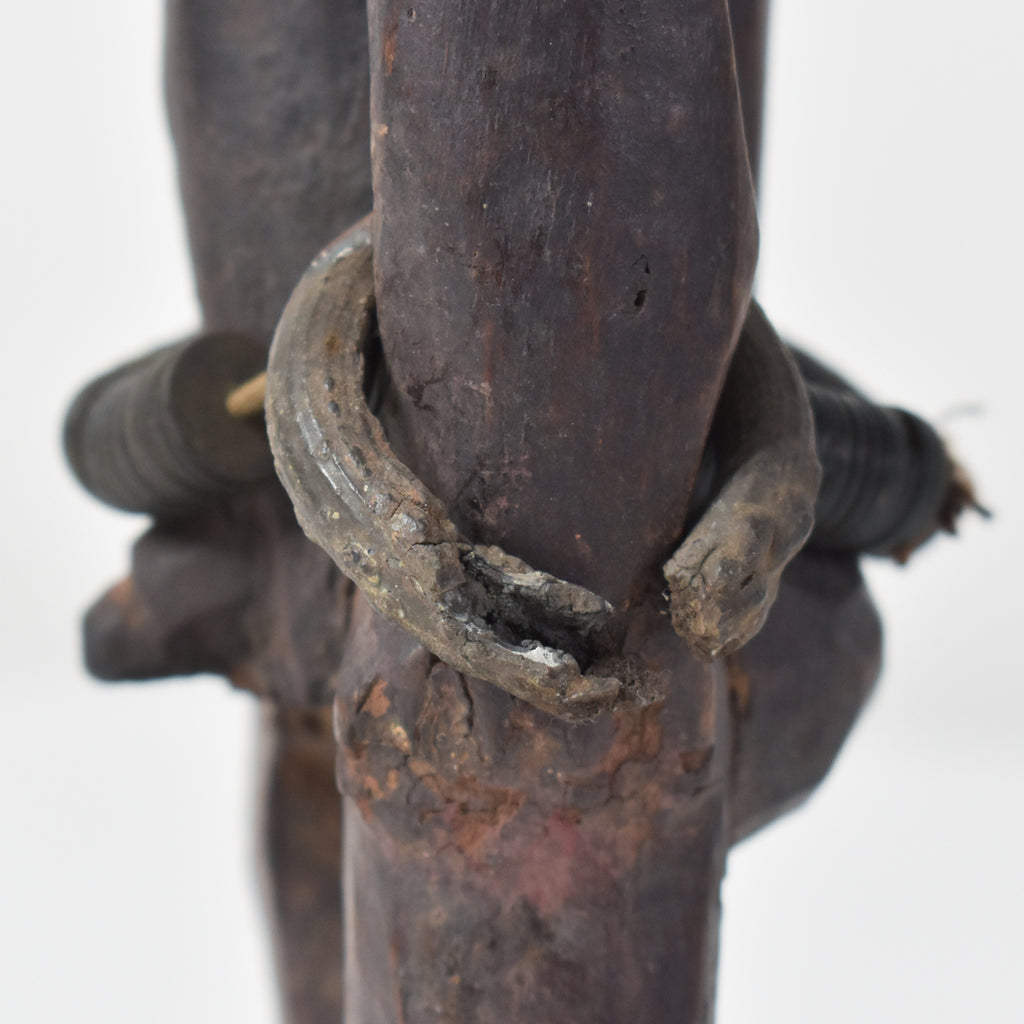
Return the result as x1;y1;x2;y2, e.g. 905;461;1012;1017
62;2;921;1022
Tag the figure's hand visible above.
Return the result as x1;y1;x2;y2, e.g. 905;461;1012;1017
83;479;351;707
664;303;820;660
664;463;814;659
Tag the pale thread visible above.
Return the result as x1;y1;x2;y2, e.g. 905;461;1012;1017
226;371;267;419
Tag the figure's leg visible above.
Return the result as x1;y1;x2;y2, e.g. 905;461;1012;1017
728;0;771;189
165;0;373;340
259;706;345;1021
318;3;756;1020
153;3;371;1018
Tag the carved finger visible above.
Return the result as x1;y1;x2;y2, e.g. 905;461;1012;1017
665;302;821;659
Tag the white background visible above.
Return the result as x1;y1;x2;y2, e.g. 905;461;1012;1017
1;3;1020;1021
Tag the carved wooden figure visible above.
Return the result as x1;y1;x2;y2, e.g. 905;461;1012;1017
65;2;977;1021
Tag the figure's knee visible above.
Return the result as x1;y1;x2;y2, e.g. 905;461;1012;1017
725;550;881;844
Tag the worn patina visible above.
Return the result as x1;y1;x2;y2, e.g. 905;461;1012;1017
62;1;975;1021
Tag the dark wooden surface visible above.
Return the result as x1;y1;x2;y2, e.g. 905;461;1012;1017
725;551;880;843
342;2;758;1020
369;0;758;607
335;587;729;1024
165;0;373;342
79;2;882;1020
259;706;345;1021
162;3;374;1019
728;0;770;189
